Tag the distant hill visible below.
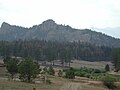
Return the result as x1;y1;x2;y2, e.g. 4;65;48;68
0;19;120;47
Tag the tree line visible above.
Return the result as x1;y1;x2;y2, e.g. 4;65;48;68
0;40;112;63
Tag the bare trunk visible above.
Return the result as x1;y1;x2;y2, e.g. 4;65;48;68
27;75;31;82
69;60;70;67
52;60;54;66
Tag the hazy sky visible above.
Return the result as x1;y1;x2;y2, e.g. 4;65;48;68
0;0;120;38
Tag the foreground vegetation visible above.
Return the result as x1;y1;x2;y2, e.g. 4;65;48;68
0;77;63;90
0;59;120;90
0;76;110;90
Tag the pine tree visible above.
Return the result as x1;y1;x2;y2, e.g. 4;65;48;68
18;58;40;82
105;64;110;72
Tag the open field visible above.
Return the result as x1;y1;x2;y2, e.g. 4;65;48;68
68;60;112;70
0;79;62;90
39;60;113;69
0;67;109;90
0;76;109;90
70;60;113;69
60;82;108;90
0;60;117;90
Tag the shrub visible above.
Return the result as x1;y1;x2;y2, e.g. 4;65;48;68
58;70;63;77
75;71;87;77
42;67;48;74
63;68;69;72
33;87;36;90
84;73;90;78
105;64;110;72
86;68;94;73
93;69;101;73
46;79;51;84
101;75;117;89
65;67;75;79
47;66;55;75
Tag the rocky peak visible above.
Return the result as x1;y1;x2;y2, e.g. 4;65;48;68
0;22;12;31
42;19;56;25
0;20;120;47
41;19;57;29
30;19;57;31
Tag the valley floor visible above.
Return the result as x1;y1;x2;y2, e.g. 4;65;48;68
0;77;108;90
0;60;115;90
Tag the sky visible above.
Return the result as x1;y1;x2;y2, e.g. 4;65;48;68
0;0;120;38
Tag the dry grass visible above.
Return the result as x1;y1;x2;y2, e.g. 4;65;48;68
0;78;63;90
0;77;109;90
43;60;113;69
0;67;64;90
60;82;108;90
71;60;113;69
0;67;8;78
0;60;114;90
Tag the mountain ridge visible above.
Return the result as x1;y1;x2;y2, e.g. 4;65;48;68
0;19;120;47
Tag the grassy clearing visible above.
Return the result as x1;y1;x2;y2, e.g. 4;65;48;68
0;78;63;90
0;61;118;90
0;77;109;90
40;60;113;69
71;60;113;69
0;67;64;90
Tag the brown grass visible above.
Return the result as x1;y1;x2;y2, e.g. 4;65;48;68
0;67;8;78
0;76;109;90
0;78;63;90
0;60;114;90
71;60;113;69
60;82;108;90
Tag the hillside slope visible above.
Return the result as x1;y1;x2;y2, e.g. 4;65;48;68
0;19;120;47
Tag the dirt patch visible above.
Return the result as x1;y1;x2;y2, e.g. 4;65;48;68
60;82;108;90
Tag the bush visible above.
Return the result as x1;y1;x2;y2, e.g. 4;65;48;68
75;71;87;77
47;66;55;75
101;75;117;89
63;68;69;72
65;67;75;79
33;87;36;90
93;69;102;73
74;67;106;79
42;67;48;74
84;73;90;78
46;79;51;84
58;70;63;77
86;68;94;73
105;64;110;72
